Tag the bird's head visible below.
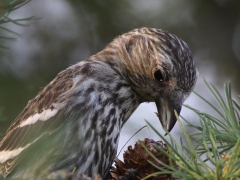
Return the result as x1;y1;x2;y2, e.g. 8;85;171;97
103;28;198;132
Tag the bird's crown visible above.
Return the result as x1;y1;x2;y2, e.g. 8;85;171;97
100;27;197;102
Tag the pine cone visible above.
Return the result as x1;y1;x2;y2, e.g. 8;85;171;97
111;138;176;180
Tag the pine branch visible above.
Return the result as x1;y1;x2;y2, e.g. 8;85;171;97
145;80;240;180
0;0;37;49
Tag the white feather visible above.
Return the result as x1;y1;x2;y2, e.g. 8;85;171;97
0;144;30;163
19;109;58;128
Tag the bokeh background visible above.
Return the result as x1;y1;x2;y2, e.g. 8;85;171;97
1;0;240;158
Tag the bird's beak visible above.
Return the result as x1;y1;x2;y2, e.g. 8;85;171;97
155;94;183;133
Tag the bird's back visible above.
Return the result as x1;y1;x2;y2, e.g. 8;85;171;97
0;59;140;179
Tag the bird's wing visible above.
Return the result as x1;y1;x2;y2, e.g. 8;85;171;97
0;66;79;174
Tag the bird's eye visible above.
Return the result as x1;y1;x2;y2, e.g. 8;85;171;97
154;70;164;82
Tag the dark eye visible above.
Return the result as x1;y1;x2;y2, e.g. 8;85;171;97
154;70;164;82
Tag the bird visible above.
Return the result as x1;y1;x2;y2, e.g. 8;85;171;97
0;27;197;179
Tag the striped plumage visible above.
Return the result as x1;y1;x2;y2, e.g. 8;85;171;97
0;28;197;179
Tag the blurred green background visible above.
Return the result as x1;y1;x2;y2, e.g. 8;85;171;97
0;0;240;155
